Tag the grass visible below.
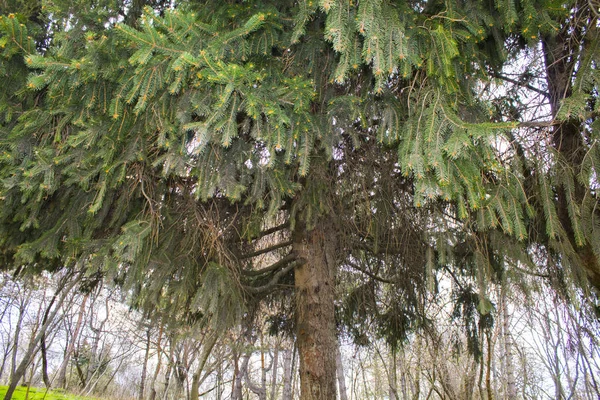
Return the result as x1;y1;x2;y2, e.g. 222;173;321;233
0;386;99;400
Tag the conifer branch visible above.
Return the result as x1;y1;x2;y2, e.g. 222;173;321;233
441;264;466;292
346;259;395;284
490;72;549;97
510;263;551;279
239;240;293;260
242;253;296;276
243;259;303;294
256;222;290;239
516;120;559;128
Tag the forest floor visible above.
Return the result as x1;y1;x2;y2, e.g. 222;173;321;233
0;386;100;400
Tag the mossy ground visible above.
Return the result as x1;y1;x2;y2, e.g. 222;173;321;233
0;386;99;400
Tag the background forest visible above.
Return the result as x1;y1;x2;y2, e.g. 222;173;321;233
1;0;600;399
1;269;599;399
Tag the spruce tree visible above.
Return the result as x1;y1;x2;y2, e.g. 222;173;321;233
1;1;599;399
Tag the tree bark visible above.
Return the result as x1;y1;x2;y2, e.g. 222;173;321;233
293;220;337;400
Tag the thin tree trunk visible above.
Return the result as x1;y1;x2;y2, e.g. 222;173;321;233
162;337;175;400
282;348;293;400
232;353;249;400
269;346;279;400
0;346;9;383
412;335;421;400
4;271;81;400
336;345;348;400
57;294;88;389
149;322;164;400
139;326;152;400
74;350;87;388
501;282;517;400
248;333;267;400
244;334;269;400
486;330;493;400
40;334;50;387
9;293;30;383
40;285;62;388
293;220;338;400
0;291;15;382
189;332;218;400
389;347;399;400
216;358;223;400
101;355;126;393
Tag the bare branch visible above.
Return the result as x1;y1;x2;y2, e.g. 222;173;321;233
243;260;303;294
239;240;294;260
490;72;549;97
242;253;297;277
346;259;396;285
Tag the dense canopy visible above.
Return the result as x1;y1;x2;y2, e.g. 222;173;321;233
1;0;599;399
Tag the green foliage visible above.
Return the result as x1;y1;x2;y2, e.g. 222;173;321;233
452;285;495;361
1;0;599;352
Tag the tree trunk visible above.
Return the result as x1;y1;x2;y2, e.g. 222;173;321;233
0;290;15;382
40;334;50;388
232;353;249;400
282;348;293;400
542;19;600;290
162;337;175;400
389;347;399;400
149;322;164;400
9;292;30;384
485;330;493;400
139;327;152;400
4;272;81;400
293;221;337;400
189;332;218;400
40;285;63;388
269;346;279;400
57;294;87;389
501;282;517;400
336;345;348;400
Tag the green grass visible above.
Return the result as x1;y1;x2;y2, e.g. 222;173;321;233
0;386;99;400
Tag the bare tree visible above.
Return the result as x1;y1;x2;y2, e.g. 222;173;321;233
4;270;82;400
